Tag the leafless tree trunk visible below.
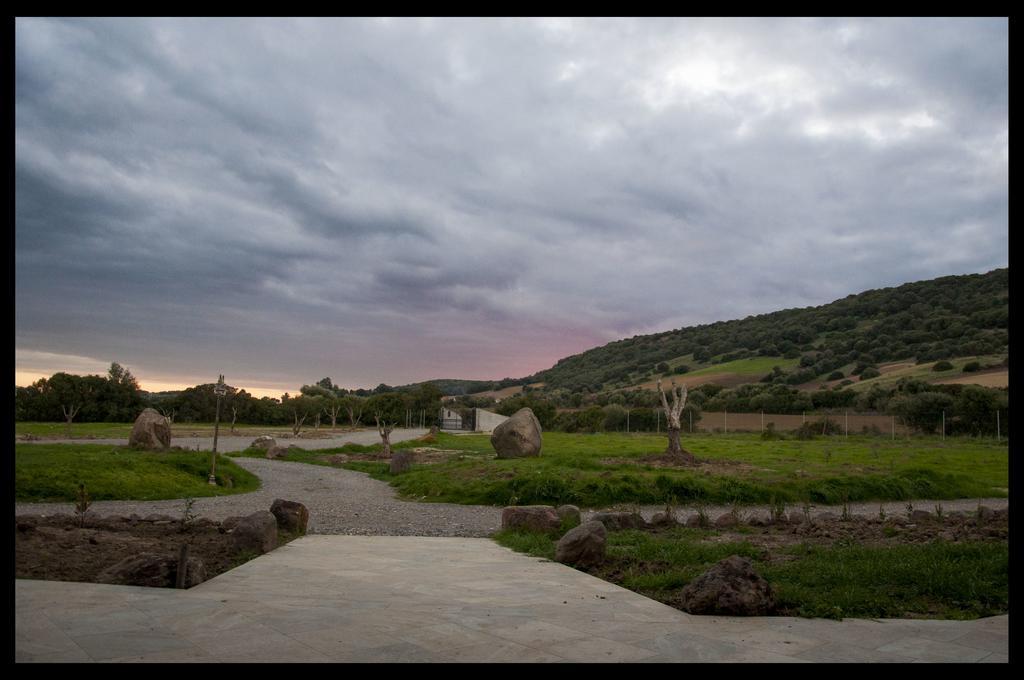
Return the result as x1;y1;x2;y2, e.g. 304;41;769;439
346;403;364;429
375;414;410;474
314;411;321;430
159;407;176;424
230;406;237;434
62;404;80;438
292;409;307;436
325;404;341;430
658;379;695;464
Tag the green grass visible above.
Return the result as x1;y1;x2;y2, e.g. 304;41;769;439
685;356;800;378
318;431;1006;507
494;527;1008;620
850;354;1006;391
15;444;261;502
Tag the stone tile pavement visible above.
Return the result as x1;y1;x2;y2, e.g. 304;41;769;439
15;536;1009;663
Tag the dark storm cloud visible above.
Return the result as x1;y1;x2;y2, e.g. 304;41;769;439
15;17;1008;390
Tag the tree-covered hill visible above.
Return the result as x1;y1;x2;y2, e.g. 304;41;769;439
525;268;1008;393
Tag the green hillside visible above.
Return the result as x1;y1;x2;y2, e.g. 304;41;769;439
526;269;1008;393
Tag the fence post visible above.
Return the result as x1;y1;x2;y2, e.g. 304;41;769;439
845;411;848;438
761;411;764;433
892;415;895;441
802;411;805;425
626;409;630;433
942;410;945;442
997;409;1001;442
689;409;692;433
725;409;728;435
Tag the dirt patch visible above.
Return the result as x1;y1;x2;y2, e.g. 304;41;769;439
321;447;471;466
678;509;1008;552
15;513;298;588
602;455;771;475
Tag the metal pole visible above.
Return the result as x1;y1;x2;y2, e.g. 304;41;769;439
626;408;630;433
942;410;945;441
689;409;692;433
761;411;764;433
802;411;805;424
845;411;848;438
892;415;895;441
725;409;728;435
656;408;660;433
997;410;1001;441
210;375;224;486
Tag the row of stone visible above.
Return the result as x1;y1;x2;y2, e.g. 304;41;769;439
498;504;775;616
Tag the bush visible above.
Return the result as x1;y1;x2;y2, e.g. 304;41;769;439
963;362;981;373
672;364;690;375
932;361;954;372
859;367;881;380
828;371;844;381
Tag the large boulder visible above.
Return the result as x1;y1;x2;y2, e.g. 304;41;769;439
266;445;288;460
128;408;171;449
231;511;278;554
490;408;543;458
592;511;647;531
556;520;607;568
501;505;561;533
98;552;207;588
679;555;775;616
270;499;309;534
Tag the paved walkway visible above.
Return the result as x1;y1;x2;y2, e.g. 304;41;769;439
15;536;1008;663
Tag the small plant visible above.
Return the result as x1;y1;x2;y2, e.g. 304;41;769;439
694;501;710;528
870;443;880;460
882;525;898;537
760;422;782;441
508;494;519;506
802;500;812;523
878;504;887;521
180;497;197;532
823;448;832;463
840;493;852;522
905;501;915;520
934;503;944;519
730;498;745;524
74;483;91;528
769;494;787;523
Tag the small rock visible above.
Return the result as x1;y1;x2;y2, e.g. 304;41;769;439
910;510;934;523
685;515;703;528
555;505;582;526
270;499;309;535
650;511;677;528
266;445;288;459
250;435;277;450
501;506;560;533
714;513;739;529
592;511;647;531
231;511;278;554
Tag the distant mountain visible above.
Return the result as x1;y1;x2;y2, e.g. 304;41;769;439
523;269;1008;394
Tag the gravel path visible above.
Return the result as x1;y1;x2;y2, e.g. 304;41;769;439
15;457;504;537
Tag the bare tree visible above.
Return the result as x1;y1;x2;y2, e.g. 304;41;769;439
658;379;695;464
159;407;176;424
62;403;80;438
344;397;364;429
230;406;238;434
324;401;343;431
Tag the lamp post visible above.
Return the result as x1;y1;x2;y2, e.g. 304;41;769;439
209;375;226;486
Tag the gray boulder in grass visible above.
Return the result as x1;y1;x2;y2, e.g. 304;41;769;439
129;408;172;449
490;408;543;458
555;520;607;568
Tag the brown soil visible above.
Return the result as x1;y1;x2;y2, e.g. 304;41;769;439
679;509;1008;552
321;447;470;466
14;513;297;588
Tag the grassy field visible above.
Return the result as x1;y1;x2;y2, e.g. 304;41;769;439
634;356;801;391
850;355;1007;391
15;444;261;502
15;421;365;439
253;431;1007;507
493;527;1008;620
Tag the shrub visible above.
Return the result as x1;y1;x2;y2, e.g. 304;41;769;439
932;361;954;372
963;362;981;373
859;367;881;379
828;371;844;381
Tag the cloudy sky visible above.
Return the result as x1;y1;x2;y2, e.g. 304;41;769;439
15;17;1008;396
